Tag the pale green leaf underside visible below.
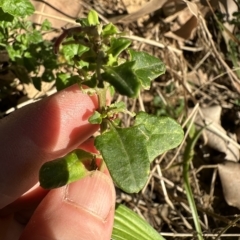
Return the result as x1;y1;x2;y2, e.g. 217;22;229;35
95;125;149;193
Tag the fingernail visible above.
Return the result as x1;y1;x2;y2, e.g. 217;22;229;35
65;171;115;221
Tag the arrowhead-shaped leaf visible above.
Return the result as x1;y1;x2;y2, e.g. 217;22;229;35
112;204;165;240
95;125;150;193
102;23;119;37
107;38;131;58
135;112;184;162
129;49;166;89
102;62;140;97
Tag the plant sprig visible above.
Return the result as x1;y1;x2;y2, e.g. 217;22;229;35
0;6;184;240
38;10;183;194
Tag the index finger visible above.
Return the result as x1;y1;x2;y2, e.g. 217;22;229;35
0;84;99;209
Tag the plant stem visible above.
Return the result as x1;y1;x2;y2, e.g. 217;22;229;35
97;87;108;133
183;128;204;240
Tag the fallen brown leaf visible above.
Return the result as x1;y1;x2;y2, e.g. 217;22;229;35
218;161;240;209
164;3;198;41
116;0;169;23
194;106;239;162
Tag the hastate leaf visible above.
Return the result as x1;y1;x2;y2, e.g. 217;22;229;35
129;49;166;89
112;204;165;240
135;112;184;162
107;38;131;58
95;125;150;193
102;62;140;97
102;23;119;37
0;0;35;17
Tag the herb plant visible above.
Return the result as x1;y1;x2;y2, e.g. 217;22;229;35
1;2;184;239
0;0;58;101
39;10;183;194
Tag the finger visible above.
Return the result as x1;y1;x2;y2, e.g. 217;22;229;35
0;186;48;218
0;214;24;240
0;84;99;209
0;138;106;218
20;171;115;240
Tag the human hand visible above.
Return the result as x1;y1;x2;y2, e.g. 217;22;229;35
0;84;116;240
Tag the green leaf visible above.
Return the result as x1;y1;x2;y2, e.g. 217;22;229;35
0;7;14;21
56;73;81;91
39;149;93;189
106;101;135;119
41;19;51;31
107;101;126;115
21;19;32;30
112;204;165;240
76;18;89;27
109;85;115;97
129;49;166;89
135;112;184;162
102;23;119;37
106;54;117;66
6;45;21;60
107;38;131;58
27;30;43;44
87;10;99;26
0;0;35;17
62;44;78;61
95;125;150;193
62;43;89;62
88;111;102;124
102;62;140;97
80;47;97;64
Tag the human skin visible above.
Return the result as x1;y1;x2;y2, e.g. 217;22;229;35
0;84;116;240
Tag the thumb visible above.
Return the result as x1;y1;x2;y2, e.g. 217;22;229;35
20;171;115;240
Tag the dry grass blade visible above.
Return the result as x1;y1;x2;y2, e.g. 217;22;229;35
34;11;78;25
124;35;182;54
200;1;240;93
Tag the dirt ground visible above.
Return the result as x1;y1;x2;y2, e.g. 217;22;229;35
2;0;240;239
